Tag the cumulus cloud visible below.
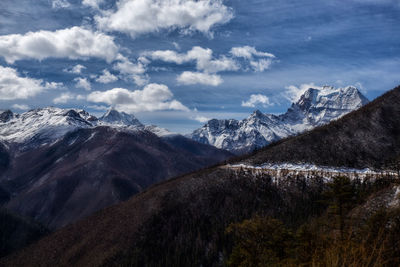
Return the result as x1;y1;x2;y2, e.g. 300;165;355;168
0;65;60;100
0;26;119;63
74;77;92;91
12;104;30;110
241;94;272;108
96;69;118;83
147;46;239;73
52;0;70;9
177;71;222;86
95;0;233;38
284;83;322;102
87;83;189;112
146;45;276;85
64;64;86;74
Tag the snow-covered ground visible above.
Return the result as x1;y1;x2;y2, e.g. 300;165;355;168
224;162;398;180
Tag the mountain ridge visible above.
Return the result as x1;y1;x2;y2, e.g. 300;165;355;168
190;85;369;154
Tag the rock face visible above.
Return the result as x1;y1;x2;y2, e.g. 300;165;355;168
0;108;232;229
190;86;369;154
0;110;14;123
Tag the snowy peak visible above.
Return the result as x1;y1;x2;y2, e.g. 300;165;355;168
0;107;95;145
295;86;368;111
283;85;369;127
190;85;369;154
99;108;143;126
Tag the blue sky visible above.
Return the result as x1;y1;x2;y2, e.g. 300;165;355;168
0;0;399;133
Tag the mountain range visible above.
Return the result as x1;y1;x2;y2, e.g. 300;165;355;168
0;85;369;230
190;86;369;154
0;108;232;229
2;85;399;267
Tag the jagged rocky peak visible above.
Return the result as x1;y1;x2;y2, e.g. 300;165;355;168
295;85;368;111
99;108;142;126
0;110;14;123
76;110;98;122
190;85;369;154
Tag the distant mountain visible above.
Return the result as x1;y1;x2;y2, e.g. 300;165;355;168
190;86;369;154
0;108;232;229
0;107;157;148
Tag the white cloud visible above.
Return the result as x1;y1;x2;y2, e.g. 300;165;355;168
53;92;85;104
76;94;86;100
250;58;273;72
146;45;275;85
64;64;86;74
230;46;275;72
193;115;210;123
0;26;119;63
96;69;118;83
87;83;189;112
45;81;64;89
113;56;149;86
53;92;75;104
88;104;109;111
82;0;104;9
12;104;30;110
147;46;239;73
52;0;71;9
172;42;180;50
95;0;233;38
230;46;275;59
241;94;271;108
0;65;59;100
177;71;222;86
284;83;322;102
74;77;92;91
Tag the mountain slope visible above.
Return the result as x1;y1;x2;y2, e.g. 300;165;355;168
190;86;369;154
0;208;48;258
0;167;329;266
244;85;400;169
0;126;231;229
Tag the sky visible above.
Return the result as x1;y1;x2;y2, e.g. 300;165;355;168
0;0;399;133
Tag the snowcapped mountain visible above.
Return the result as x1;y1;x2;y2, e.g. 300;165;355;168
98;108;143;126
0;107;93;146
190;86;369;154
0;107;232;229
0;107;173;148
